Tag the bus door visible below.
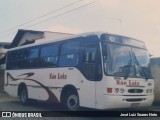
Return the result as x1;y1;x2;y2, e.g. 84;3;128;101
79;43;102;108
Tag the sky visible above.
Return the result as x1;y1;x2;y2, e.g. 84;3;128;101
0;0;160;57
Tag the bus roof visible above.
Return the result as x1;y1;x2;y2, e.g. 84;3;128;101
8;32;145;51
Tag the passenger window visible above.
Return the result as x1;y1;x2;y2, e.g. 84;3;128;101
23;48;39;68
40;45;58;67
59;42;79;67
7;47;39;69
24;48;38;59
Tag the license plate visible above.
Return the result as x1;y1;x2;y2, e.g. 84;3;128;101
131;103;140;107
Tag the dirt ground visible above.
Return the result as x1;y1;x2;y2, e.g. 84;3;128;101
0;90;160;120
0;90;85;120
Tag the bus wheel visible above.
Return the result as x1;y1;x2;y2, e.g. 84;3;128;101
20;86;28;105
64;91;79;111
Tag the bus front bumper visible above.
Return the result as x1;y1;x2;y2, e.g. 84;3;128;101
96;94;154;110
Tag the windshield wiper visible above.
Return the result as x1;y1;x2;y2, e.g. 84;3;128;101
124;51;132;79
132;53;148;80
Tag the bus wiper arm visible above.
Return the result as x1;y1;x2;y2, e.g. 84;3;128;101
132;53;148;80
124;52;132;80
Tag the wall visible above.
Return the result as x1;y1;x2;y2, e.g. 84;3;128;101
18;31;72;45
18;32;44;46
0;70;4;91
36;32;72;43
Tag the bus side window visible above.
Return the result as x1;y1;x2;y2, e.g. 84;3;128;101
40;44;58;67
81;46;97;81
84;48;96;63
59;41;79;67
23;48;39;68
80;44;102;81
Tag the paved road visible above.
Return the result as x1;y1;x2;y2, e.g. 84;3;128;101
0;91;160;120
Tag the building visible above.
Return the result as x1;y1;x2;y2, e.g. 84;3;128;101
0;42;10;89
0;42;10;57
0;42;11;69
10;29;73;48
150;57;160;103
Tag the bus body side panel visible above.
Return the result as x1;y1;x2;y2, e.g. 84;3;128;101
5;70;21;97
5;68;96;109
78;76;96;109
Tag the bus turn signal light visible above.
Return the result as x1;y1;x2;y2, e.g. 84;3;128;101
107;88;112;93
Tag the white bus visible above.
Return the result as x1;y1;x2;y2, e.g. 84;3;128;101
5;32;154;111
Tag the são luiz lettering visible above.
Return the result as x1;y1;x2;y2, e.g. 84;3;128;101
50;73;67;79
116;80;139;86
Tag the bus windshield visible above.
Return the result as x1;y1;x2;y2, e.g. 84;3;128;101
102;42;152;79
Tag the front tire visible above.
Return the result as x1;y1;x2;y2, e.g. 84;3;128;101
64;91;79;111
20;86;28;105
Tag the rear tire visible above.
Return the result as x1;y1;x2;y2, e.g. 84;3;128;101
20;86;28;105
63;91;79;111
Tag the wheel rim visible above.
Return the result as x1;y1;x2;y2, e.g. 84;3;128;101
67;94;79;111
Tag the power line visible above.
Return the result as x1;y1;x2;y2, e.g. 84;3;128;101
0;0;83;35
0;0;97;39
24;0;97;29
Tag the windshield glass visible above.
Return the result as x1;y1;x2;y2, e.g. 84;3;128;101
102;42;152;79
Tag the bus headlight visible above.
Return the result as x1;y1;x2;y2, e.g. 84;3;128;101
146;89;149;93
146;89;153;93
115;88;119;93
120;88;125;93
115;88;125;93
149;89;152;93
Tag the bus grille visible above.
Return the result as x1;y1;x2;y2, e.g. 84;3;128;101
128;89;143;93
